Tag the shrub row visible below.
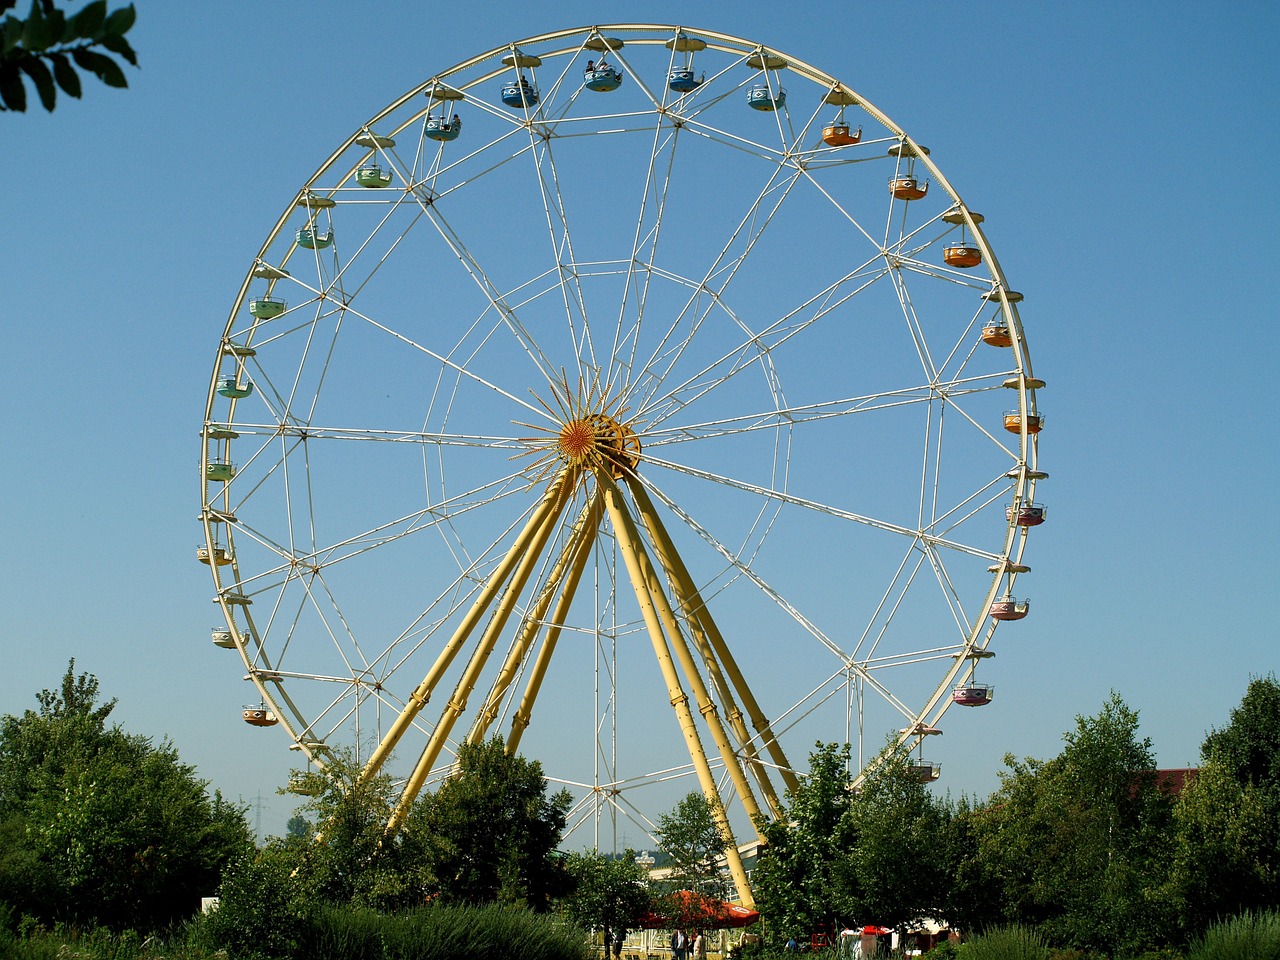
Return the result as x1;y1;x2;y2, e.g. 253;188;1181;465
6;907;1280;960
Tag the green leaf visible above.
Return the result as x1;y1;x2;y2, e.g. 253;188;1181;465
103;3;134;37
69;0;105;39
41;3;60;40
98;32;135;66
94;50;125;87
3;15;24;54
71;44;126;88
0;61;27;110
18;52;54;110
21;0;56;51
48;51;79;98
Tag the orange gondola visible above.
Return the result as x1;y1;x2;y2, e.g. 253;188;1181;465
822;122;862;147
982;320;1013;347
890;176;928;201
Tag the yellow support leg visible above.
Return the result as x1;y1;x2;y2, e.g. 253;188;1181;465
629;479;799;802
468;491;603;746
355;467;576;797
386;466;579;832
599;470;755;909
627;492;768;840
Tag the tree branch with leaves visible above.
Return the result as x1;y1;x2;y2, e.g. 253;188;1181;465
0;0;137;112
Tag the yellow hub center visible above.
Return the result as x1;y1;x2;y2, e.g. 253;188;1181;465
556;414;640;477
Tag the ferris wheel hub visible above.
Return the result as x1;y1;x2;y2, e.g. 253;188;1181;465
556;413;640;477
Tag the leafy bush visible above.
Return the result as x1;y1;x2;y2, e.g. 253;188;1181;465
199;848;311;959
959;925;1049;960
1188;909;1280;960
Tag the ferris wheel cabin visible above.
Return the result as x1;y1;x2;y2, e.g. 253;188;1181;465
216;376;252;399
248;296;285;319
356;163;392;187
197;543;230;566
426;114;463;141
501;76;539;107
1003;411;1044;434
982;320;1014;347
1007;502;1047;527
822;122;862;146
890;176;928;201
908;760;942;782
952;684;994;707
242;705;278;727
583;63;622;92
989;597;1030;621
944;244;982;268
667;68;704;92
205;459;235;482
296;226;333;250
747;83;786;111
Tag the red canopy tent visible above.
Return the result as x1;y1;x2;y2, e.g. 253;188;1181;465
640;890;760;929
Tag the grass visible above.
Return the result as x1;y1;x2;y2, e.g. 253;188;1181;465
959;925;1050;960
1187;909;1280;960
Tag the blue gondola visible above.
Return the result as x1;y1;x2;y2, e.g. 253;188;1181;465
296;226;333;249
747;84;786;111
583;63;622;92
217;376;252;399
501;76;539;108
668;68;703;93
426;113;462;141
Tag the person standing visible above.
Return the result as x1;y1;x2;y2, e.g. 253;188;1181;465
671;929;687;960
692;930;706;960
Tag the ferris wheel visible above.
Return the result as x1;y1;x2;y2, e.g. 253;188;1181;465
200;24;1044;904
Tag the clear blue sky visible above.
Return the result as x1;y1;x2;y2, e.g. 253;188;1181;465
2;1;1277;843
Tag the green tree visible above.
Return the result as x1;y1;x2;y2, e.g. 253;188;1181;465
941;794;1003;933
970;693;1176;955
283;749;430;910
654;791;731;899
845;744;951;931
1162;674;1280;926
409;735;572;910
561;850;653;952
1202;675;1280;790
0;1;137;112
0;660;255;929
1163;759;1272;932
753;743;858;940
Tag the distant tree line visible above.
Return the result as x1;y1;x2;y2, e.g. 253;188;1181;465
3;660;1278;960
754;679;1280;956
